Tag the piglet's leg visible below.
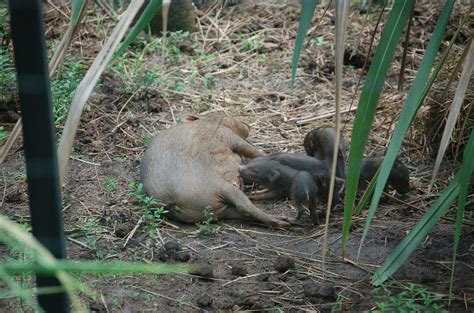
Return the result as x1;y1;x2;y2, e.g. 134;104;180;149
308;198;320;225
220;185;289;228
294;200;305;221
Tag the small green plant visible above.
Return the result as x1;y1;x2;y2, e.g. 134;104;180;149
0;52;16;101
16;214;31;233
104;178;118;193
164;31;189;62
203;73;215;89
83;218;103;236
82;217;105;259
309;36;325;47
50;58;84;126
331;293;343;313
239;34;263;52
111;43;162;94
258;53;268;62
129;181;167;226
0;126;8;144
177;294;186;308
144;135;153;148
373;283;447;313
0;9;17;102
196;207;220;236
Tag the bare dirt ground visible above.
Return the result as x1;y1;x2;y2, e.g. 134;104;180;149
1;1;473;311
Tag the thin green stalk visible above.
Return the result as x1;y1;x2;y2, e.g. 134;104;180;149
2;261;189;276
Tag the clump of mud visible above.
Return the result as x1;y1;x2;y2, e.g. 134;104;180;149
303;280;336;301
274;255;296;272
157;240;191;262
230;262;248;276
189;261;214;280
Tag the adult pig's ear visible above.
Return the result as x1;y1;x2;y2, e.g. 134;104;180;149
268;170;281;182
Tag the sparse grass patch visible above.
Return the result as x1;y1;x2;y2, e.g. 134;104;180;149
144;135;153;148
50;57;84;126
0;126;8;144
82;217;105;259
0;9;16;103
104;178;118;194
239;34;263;52
16;214;31;233
309;35;325;47
0;52;16;102
111;31;191;95
373;283;447;313
129;181;167;237
196;207;220;236
110;30;219;100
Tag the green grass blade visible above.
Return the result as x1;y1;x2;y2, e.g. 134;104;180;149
115;0;163;58
0;216;87;311
71;0;86;26
342;0;414;255
0;266;44;312
372;171;461;285
2;260;189;276
449;128;474;303
354;166;380;215
358;0;456;252
291;0;319;87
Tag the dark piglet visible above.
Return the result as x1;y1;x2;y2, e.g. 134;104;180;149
239;159;321;224
291;171;321;224
251;152;345;207
304;127;346;178
359;157;410;194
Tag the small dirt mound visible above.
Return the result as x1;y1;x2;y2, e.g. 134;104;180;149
157;240;191;262
190;261;214;280
303;281;336;300
114;222;134;238
230;262;248;277
274;255;296;273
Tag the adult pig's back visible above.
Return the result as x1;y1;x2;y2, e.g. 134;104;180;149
140;122;235;220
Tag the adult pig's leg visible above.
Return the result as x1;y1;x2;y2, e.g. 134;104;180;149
219;184;289;228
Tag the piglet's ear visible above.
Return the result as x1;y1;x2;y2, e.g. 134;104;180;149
317;173;329;188
268;170;281;182
185;114;200;121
